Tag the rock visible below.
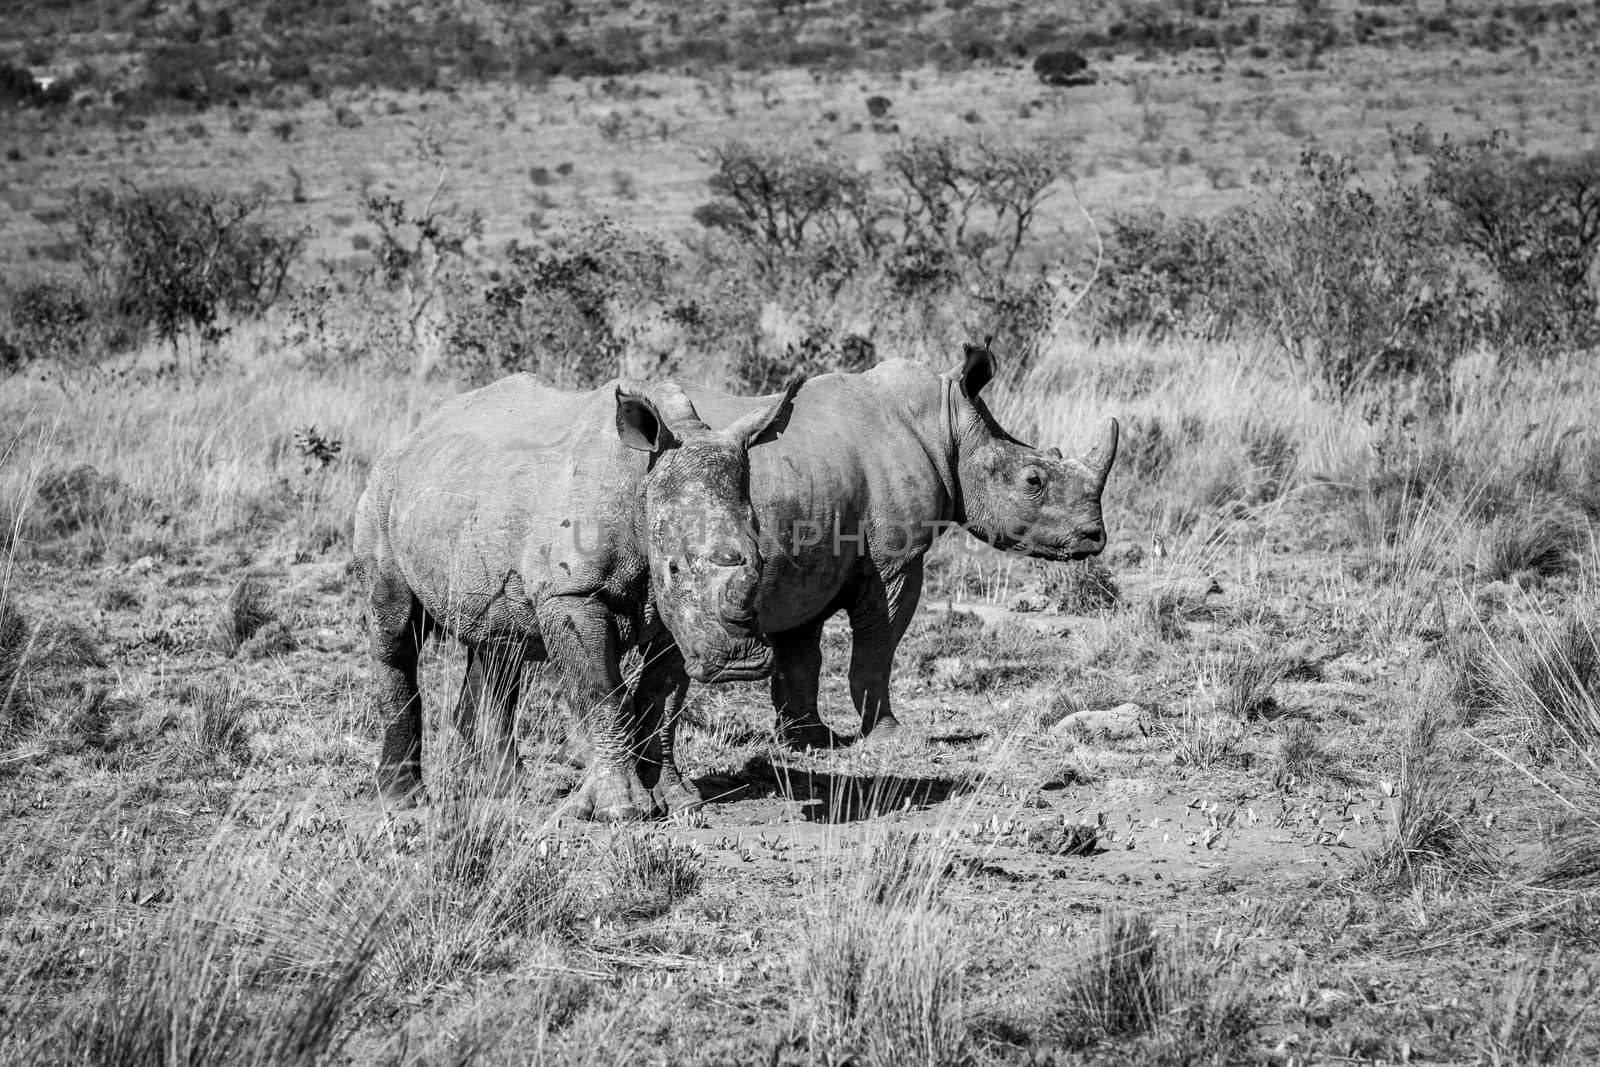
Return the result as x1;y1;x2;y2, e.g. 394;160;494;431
1050;702;1149;740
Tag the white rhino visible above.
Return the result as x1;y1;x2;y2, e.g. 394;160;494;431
352;375;797;820
625;344;1118;810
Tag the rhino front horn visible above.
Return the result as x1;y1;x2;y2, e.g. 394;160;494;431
1083;418;1119;482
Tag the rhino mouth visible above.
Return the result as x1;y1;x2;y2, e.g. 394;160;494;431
685;635;773;683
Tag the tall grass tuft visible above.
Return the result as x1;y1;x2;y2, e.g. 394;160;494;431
1052;908;1254;1060
213;576;278;657
1365;679;1497;889
1478;508;1585;586
1216;645;1286;720
1475;950;1590;1067
796;904;967;1067
6;813;390;1067
597;832;705;922
0;595;35;741
379;798;579;999
1497;614;1600;756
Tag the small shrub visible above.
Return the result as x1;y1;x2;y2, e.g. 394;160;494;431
444;216;671;387
1239;147;1482;402
1034;49;1092;85
68;183;306;361
1089;211;1241;341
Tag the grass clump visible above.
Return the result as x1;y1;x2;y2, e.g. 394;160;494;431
5;820;389;1067
1272;721;1355;791
1475;950;1591;1067
795;904;967;1067
1365;682;1497;890
213;576;278;657
598;832;704;922
1478;509;1585;586
1052;908;1255;1062
1499;615;1600;756
1216;646;1286;720
179;678;256;763
1050;557;1122;614
1171;702;1241;771
379;802;579;999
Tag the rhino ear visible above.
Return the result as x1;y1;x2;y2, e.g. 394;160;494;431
953;342;996;399
615;388;673;453
725;375;804;449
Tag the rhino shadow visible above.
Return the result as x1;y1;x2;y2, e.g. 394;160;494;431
695;755;975;823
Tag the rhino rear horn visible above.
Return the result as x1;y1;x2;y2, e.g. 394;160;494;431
615;387;673;453
1083;418;1120;482
725;375;804;449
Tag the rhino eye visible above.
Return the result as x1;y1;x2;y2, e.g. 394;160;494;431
1022;467;1046;492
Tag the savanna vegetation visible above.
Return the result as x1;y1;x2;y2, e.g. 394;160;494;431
4;0;1600;1063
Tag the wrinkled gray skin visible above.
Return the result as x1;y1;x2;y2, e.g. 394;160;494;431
629;344;1118;759
352;374;797;820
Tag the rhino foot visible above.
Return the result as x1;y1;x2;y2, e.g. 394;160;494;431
566;766;666;822
861;713;904;740
777;718;844;752
376;775;429;811
654;774;704;815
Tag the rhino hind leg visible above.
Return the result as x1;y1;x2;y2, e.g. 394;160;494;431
452;644;527;798
846;561;924;740
769;616;843;751
370;574;431;808
634;636;701;813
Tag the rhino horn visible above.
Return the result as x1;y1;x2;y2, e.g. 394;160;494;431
614;386;674;453
1082;418;1120;483
724;375;804;449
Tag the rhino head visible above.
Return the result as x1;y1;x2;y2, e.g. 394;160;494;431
947;342;1118;561
617;379;800;683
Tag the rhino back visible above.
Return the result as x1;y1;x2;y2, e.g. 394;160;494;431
683;361;952;631
379;376;648;643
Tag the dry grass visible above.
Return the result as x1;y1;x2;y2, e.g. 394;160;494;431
1475;951;1592;1067
794;890;968;1067
1365;679;1498;890
1050;908;1255;1063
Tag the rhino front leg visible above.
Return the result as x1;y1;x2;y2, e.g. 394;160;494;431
452;644;527;797
770;615;842;750
634;636;701;813
540;600;663;822
370;575;430;808
846;560;924;739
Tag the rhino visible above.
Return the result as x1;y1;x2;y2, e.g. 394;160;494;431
622;343;1117;801
352;374;797;820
